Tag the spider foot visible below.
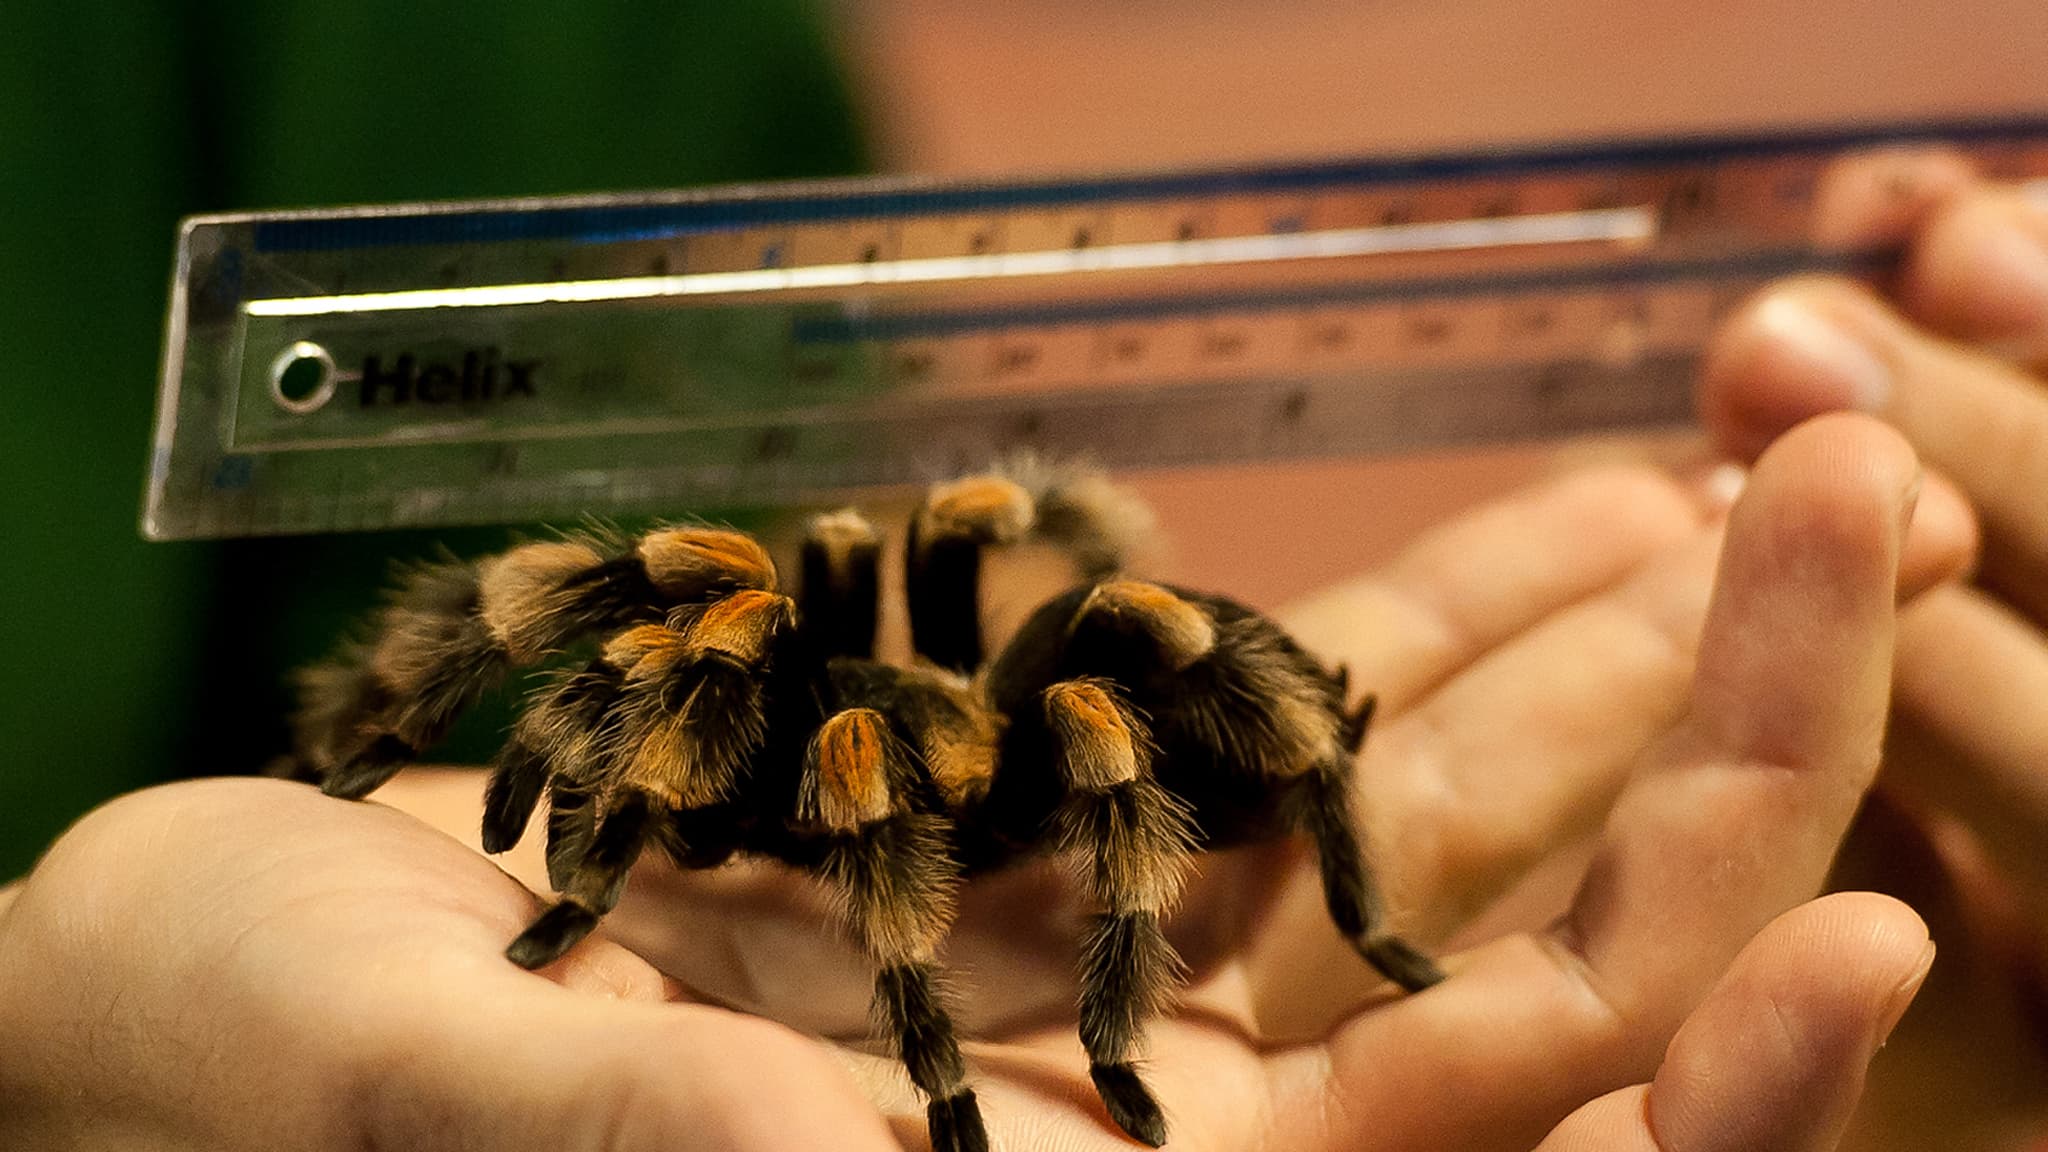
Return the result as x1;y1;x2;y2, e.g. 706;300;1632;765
505;901;598;969
1090;1062;1167;1148
1358;933;1445;992
318;735;412;799
927;1090;990;1152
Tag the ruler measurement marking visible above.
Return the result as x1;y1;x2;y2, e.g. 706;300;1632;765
146;117;2048;539
216;265;1781;456
783;248;1866;342
233;115;2048;253
240;208;1655;318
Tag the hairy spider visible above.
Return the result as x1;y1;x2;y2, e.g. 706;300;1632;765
294;463;1443;1152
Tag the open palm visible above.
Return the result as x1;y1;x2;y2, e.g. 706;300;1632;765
0;416;1958;1151
571;413;1956;1152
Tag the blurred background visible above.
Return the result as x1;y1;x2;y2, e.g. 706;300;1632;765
2;0;2042;879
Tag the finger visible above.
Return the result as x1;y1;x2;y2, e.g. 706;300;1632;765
1897;184;2048;350
1807;145;1979;249
1564;412;1915;1035
1365;524;1723;935
1245;444;1963;1040
1699;277;2048;619
31;779;898;1152
1534;893;1932;1152
1886;584;2048;912
1297;414;1917;1151
1363;448;1968;939
1248;515;1737;1042
1240;467;1711;1033
1281;463;1712;713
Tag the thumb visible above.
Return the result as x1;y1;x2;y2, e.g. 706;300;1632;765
1534;892;1932;1152
352;961;902;1152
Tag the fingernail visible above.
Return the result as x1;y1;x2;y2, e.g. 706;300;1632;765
1899;469;1924;537
1696;461;1749;512
1739;294;1894;419
1876;939;1936;1045
1945;191;2048;360
1969;192;2048;316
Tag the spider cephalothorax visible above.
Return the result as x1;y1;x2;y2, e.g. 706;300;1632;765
296;463;1443;1152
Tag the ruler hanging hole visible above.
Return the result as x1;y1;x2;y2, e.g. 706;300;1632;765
269;341;337;414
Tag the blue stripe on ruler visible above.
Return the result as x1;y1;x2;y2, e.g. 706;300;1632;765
788;249;1882;343
250;116;2048;253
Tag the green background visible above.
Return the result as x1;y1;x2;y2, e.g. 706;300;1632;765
0;1;866;878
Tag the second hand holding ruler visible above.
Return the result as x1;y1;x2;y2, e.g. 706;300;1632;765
146;117;2048;540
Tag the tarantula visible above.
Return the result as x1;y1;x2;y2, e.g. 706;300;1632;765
294;464;1443;1152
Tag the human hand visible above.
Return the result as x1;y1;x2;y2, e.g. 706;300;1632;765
0;777;907;1152
0;415;1957;1151
371;413;1955;1149
1538;891;1933;1152
1700;155;2048;1148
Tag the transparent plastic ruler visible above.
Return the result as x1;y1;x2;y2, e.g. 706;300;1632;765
146;116;2048;539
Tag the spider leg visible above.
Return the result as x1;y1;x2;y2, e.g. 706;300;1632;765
512;601;786;948
493;579;790;866
1302;695;1444;992
801;708;988;1152
906;474;1032;673
610;596;790;812
1001;455;1157;581
1043;679;1194;1149
480;739;549;854
543;784;599;892
302;526;779;799
907;462;1157;673
481;655;626;854
798;508;882;659
297;554;502;799
506;790;652;968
